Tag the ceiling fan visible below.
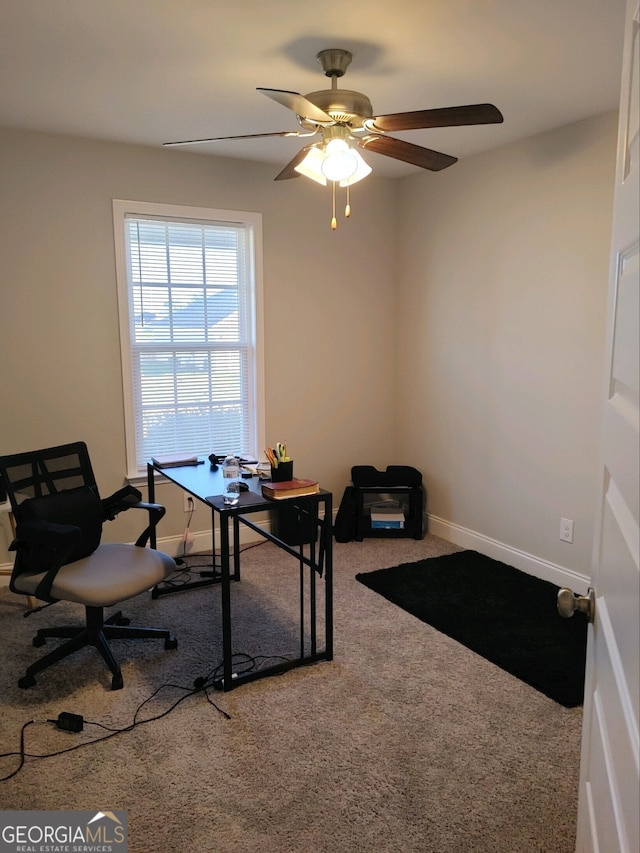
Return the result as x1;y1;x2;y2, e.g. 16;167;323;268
164;48;504;227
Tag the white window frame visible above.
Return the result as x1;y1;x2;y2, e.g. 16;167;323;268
113;199;265;479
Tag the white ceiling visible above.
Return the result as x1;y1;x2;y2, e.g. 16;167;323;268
0;0;627;178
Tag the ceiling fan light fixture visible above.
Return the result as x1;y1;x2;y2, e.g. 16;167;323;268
294;146;328;185
321;138;358;182
165;46;504;209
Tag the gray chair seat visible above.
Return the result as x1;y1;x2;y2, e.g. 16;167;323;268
12;544;177;607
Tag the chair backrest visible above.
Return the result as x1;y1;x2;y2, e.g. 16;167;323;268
0;443;106;599
0;441;99;520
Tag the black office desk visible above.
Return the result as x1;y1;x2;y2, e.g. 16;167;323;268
147;461;333;691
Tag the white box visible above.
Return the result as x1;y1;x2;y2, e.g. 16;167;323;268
370;511;405;529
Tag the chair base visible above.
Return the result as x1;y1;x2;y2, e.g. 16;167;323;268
18;606;177;690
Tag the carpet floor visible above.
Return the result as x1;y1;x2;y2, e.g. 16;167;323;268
0;535;582;852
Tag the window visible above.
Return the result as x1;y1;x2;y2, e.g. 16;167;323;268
113;200;264;477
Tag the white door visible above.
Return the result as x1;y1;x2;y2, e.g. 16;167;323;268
575;2;639;851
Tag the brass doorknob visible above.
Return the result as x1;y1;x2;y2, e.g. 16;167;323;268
557;587;595;623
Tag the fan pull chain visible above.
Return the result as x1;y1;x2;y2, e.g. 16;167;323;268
331;182;337;230
330;183;355;229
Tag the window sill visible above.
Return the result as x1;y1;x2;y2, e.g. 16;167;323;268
127;471;166;489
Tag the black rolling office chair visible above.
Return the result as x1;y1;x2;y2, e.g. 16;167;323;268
0;441;178;690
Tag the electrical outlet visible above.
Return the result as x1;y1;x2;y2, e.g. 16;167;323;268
560;517;574;543
183;493;195;513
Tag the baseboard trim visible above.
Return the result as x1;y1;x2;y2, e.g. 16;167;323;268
427;514;590;594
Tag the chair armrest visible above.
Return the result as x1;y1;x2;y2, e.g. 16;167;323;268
131;501;165;513
130;502;167;547
102;487;166;547
102;485;144;519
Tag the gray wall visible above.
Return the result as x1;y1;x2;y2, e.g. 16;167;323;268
0;112;618;581
397;111;618;578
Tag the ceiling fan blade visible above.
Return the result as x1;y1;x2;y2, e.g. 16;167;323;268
273;147;312;181
257;88;334;124
370;103;504;132
359;135;457;171
163;130;303;148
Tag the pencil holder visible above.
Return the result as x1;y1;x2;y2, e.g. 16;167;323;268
271;461;293;482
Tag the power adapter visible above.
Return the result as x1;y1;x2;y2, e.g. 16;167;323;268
55;712;84;733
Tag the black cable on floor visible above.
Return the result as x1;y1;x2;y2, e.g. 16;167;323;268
0;678;230;783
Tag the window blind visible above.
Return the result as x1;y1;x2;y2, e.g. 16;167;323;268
122;213;257;470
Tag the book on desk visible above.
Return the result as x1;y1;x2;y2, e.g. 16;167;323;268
152;453;260;469
261;478;319;500
151;453;201;468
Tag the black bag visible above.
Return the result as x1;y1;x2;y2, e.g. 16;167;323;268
351;465;422;488
17;486;105;568
11;486;106;602
334;486;357;543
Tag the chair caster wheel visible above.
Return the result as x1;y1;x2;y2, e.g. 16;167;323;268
114;615;130;626
111;672;124;690
151;587;159;599
18;675;36;689
32;636;46;647
165;636;178;650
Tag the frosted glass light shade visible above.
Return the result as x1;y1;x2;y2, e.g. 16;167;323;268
321;138;358;182
294;147;327;185
339;149;372;186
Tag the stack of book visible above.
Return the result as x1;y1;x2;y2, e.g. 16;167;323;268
370;510;405;529
261;478;319;500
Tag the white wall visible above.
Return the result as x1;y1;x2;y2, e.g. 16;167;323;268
0;127;398;555
397;111;618;584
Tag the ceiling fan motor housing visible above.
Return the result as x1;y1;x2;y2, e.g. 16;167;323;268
300;89;373;128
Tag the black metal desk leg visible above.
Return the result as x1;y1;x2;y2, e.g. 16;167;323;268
323;494;333;660
147;464;157;549
233;513;241;582
306;506;317;658
310;546;317;658
299;555;305;660
218;508;233;691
